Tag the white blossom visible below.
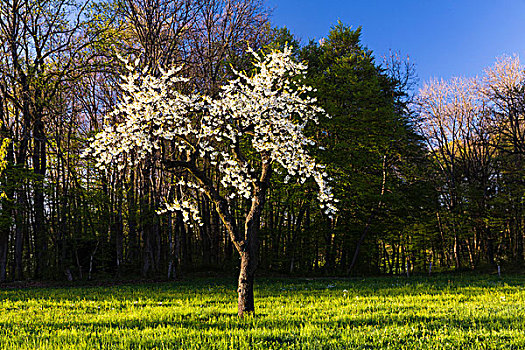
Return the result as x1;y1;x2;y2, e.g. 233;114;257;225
84;46;337;223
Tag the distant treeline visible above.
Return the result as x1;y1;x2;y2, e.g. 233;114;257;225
0;0;523;282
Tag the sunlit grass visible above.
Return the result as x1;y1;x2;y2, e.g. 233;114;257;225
1;275;525;349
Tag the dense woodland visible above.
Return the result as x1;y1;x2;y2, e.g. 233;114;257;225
0;0;524;283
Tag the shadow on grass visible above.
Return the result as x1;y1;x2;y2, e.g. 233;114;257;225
1;274;525;302
2;307;524;334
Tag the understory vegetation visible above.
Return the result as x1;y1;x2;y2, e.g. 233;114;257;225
1;275;525;349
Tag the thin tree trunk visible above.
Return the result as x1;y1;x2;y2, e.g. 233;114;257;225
453;230;461;270
466;239;475;270
436;211;451;267
516;213;523;266
14;191;25;280
167;212;176;279
288;202;306;274
88;241;99;281
141;164;153;277
0;116;12;281
33;116;47;278
0;225;8;282
487;232;495;266
126;158;138;265
115;175;124;277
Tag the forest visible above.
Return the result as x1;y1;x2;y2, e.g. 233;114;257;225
1;0;524;286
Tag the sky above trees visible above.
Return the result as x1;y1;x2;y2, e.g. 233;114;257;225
267;0;525;85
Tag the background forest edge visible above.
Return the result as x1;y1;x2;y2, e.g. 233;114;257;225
0;0;524;284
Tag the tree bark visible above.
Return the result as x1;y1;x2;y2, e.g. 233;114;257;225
141;163;153;277
167;212;177;279
236;160;271;317
14;192;25;280
237;251;255;316
33;117;47;278
0;225;8;282
115;176;124;277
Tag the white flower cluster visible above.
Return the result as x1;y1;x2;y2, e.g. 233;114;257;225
212;47;337;214
156;197;203;226
85;46;337;222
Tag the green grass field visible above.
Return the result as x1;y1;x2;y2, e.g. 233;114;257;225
1;275;525;349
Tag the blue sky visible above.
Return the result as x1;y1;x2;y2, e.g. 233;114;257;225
266;0;525;86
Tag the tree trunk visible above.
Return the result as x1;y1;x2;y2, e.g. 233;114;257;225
141;163;153;277
170;154;271;317
453;231;461;270
14;191;26;280
126;157;138;265
487;235;495;266
237;250;256;316
115;197;124;277
236;160;271;317
0;226;8;282
33;118;47;278
516;213;523;267
0;123;13;282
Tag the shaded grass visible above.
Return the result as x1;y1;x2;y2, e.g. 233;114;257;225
1;274;525;349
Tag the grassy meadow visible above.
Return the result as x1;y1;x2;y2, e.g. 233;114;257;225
1;275;525;349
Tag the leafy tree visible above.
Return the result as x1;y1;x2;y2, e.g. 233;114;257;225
416;56;525;269
300;22;428;274
86;47;336;316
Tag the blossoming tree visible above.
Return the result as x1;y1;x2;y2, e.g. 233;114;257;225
87;47;336;316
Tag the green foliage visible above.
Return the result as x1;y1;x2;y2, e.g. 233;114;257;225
0;125;10;200
1;276;524;349
295;22;432;273
264;27;301;57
